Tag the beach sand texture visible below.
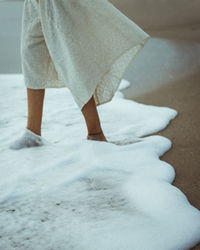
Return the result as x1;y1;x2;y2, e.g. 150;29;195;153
0;0;200;249
122;32;200;250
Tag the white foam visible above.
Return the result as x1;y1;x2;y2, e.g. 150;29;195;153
9;128;50;150
0;75;200;250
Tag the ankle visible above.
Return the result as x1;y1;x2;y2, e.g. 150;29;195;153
88;129;103;136
26;126;41;136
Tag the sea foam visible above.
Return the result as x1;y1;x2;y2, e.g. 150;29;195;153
0;74;200;250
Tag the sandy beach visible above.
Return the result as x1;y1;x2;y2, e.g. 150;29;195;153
123;67;200;250
1;1;200;249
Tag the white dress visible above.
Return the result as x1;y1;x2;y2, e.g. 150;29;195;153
21;0;151;110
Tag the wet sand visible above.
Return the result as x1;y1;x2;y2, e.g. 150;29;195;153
122;71;200;249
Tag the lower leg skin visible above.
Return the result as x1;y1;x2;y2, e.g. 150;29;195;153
81;95;107;142
26;88;45;136
26;89;106;141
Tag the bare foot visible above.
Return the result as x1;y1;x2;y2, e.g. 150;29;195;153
9;128;45;150
87;131;108;142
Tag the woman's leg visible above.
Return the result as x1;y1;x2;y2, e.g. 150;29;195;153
26;89;106;142
81;95;107;142
9;88;45;150
26;88;45;136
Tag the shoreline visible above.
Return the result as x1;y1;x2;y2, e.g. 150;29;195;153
122;71;200;249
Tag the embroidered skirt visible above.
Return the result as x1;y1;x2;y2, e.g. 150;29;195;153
21;0;151;110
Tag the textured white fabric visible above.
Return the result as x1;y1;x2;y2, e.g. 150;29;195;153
21;0;151;110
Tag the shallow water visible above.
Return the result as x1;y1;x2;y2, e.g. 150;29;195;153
0;75;200;250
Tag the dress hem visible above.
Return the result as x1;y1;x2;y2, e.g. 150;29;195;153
24;35;151;111
78;34;151;110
